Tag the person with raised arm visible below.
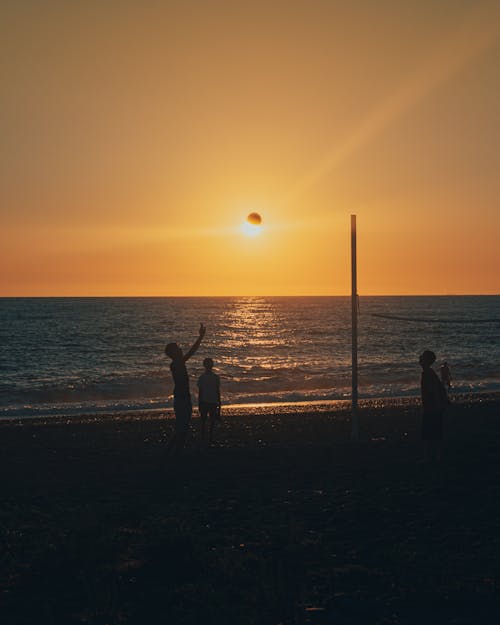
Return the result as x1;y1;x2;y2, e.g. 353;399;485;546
165;323;206;454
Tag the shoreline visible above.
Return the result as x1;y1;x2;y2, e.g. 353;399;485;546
1;390;498;428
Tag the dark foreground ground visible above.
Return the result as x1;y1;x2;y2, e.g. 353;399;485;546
1;396;500;625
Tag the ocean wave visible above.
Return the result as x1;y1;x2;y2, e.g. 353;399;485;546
2;376;500;420
2;295;499;419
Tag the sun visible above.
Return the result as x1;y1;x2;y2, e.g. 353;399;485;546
247;212;262;225
240;212;263;237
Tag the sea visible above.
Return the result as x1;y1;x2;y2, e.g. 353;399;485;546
1;296;499;419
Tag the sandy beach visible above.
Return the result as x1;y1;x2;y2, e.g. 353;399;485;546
1;394;500;624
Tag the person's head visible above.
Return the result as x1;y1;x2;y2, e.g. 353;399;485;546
203;357;214;371
419;350;436;368
165;342;183;360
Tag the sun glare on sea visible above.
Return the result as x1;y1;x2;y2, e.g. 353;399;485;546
240;212;263;237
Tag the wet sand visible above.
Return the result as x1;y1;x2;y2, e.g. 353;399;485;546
1;394;500;624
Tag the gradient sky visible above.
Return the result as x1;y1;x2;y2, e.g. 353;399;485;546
1;0;499;296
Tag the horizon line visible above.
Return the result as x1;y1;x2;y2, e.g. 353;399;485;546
1;293;499;299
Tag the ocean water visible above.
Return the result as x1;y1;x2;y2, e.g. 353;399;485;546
1;296;499;419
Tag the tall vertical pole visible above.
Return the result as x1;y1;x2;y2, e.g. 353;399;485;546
351;214;359;440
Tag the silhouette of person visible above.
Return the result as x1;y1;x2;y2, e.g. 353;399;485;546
197;357;221;444
165;323;206;454
440;361;452;390
419;350;449;462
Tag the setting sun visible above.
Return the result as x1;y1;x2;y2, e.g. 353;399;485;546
240;212;263;237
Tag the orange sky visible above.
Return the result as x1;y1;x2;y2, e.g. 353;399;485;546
1;0;499;296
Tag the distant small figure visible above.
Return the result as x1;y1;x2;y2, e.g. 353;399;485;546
197;357;221;444
419;350;449;463
440;361;452;390
164;323;206;455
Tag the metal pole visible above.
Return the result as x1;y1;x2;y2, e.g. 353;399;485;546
351;214;359;440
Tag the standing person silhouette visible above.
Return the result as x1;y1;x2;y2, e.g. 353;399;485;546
165;323;206;455
197;357;221;444
419;350;449;463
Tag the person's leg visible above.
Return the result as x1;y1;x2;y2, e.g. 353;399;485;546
175;429;188;453
167;406;180;455
171;397;192;454
199;404;208;442
207;404;218;442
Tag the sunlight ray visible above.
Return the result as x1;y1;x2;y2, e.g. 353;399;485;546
283;0;500;206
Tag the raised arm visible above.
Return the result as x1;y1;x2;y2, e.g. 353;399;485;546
184;323;206;361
